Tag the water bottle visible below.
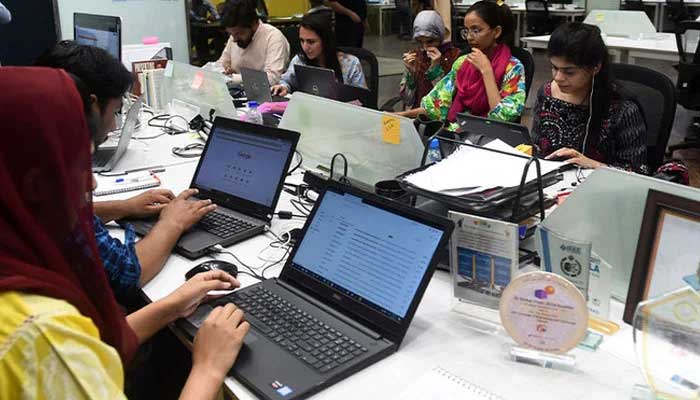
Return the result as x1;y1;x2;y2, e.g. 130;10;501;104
427;138;441;163
246;101;263;125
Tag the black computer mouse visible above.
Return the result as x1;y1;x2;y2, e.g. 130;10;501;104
185;260;238;280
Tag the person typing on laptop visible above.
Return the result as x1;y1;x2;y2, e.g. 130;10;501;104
271;13;366;97
217;0;290;86
35;41;217;300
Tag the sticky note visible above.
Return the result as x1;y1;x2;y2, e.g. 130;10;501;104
382;115;401;145
595;13;604;22
191;71;205;90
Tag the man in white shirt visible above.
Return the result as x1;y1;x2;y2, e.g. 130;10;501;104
217;0;290;86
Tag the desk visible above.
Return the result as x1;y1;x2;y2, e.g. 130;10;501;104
621;0;700;31
454;2;585;47
521;32;698;64
102;122;644;400
367;3;397;36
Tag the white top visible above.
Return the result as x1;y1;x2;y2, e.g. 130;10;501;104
218;23;290;86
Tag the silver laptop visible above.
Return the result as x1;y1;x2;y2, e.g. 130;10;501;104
241;67;288;103
92;96;143;172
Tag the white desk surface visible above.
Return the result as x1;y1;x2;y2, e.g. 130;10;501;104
522;32;677;53
455;2;586;13
101;121;645;400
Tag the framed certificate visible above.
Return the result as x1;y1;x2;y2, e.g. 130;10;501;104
624;190;700;324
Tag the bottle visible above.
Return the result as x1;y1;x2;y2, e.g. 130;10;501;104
246;101;263;125
427;138;441;163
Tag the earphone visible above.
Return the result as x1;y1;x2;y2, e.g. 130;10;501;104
576;73;596;183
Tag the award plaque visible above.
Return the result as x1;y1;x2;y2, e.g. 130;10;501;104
499;271;589;355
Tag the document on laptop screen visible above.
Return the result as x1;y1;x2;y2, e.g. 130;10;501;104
193;127;292;207
290;191;443;321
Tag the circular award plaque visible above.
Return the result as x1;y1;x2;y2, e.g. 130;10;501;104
499;271;589;354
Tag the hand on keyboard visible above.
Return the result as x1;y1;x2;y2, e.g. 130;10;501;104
159;188;217;232
192;303;250;384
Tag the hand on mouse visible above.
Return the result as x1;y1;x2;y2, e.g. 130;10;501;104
159;188;217;233
545;147;605;169
191;303;250;384
164;269;241;319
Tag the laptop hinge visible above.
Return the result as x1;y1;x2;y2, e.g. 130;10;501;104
276;279;383;341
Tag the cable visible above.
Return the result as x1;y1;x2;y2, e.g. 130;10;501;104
288;151;303;176
171;143;204;158
147;114;190;136
577;74;596;183
261;246;291;280
209;246;264;281
330;153;349;183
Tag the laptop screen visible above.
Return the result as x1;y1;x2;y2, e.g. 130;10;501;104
74;13;121;61
289;190;444;322
193;124;293;208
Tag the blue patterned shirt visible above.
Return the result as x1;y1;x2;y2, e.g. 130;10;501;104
93;215;141;298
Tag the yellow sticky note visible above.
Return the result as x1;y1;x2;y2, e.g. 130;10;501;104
595;13;605;22
382;115;401;145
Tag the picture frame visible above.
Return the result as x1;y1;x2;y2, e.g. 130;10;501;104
624;189;700;324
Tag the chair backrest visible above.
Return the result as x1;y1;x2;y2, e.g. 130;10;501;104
675;21;700;110
511;47;535;99
279;25;302;63
525;0;554;35
622;0;646;11
611;63;677;171
338;46;379;109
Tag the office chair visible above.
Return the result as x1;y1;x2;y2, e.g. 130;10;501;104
338;46;379;109
664;0;692;32
621;0;646;11
611;63;677;171
667;21;700;157
511;47;535;99
525;0;559;36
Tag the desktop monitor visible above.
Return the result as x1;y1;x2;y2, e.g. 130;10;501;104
74;13;122;61
548;0;572;8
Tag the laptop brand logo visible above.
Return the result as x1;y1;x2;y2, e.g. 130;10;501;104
238;151;252;159
332;293;342;301
312;84;320;95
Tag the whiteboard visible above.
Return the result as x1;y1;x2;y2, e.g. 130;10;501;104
56;0;189;63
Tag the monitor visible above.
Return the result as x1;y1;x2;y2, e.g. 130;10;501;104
74;13;121;61
548;0;572;8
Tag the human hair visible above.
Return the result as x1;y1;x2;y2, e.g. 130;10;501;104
221;0;259;28
34;40;132;113
465;1;515;47
547;22;613;152
299;12;343;82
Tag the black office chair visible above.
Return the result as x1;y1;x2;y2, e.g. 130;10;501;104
525;0;559;36
665;0;692;32
611;63;677;171
621;0;646;11
667;21;700;157
511;47;535;99
279;25;302;62
338;46;379;109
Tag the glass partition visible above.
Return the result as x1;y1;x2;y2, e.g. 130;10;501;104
279;92;425;187
584;10;657;38
162;61;237;119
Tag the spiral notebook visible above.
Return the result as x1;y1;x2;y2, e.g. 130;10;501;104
395;367;505;400
94;174;161;197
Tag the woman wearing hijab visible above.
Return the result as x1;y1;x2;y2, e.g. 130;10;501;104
0;67;249;400
395;10;461;118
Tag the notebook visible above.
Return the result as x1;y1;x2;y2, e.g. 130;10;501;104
394;367;505;400
94;173;161;197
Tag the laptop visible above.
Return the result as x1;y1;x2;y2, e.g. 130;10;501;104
92;95;143;173
126;117;300;259
455;113;532;148
241;68;288;103
182;181;454;400
295;64;373;108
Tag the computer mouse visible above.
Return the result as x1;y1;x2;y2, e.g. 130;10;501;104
185;260;238;280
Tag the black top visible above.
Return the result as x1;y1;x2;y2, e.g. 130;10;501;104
532;82;649;174
330;0;367;24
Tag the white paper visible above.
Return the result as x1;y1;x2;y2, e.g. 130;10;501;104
404;139;565;194
393;366;505;400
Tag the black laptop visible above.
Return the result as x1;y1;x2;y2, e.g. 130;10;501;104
294;64;373;107
183;181;454;399
241;68;288;103
93;95;143;172
126;117;299;259
455;113;532;148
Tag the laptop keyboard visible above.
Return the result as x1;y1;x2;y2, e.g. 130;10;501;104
93;149;113;167
196;211;255;238
216;287;369;373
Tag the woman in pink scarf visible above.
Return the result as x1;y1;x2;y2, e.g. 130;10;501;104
419;1;526;130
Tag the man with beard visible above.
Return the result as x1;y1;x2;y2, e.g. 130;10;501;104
217;0;290;86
